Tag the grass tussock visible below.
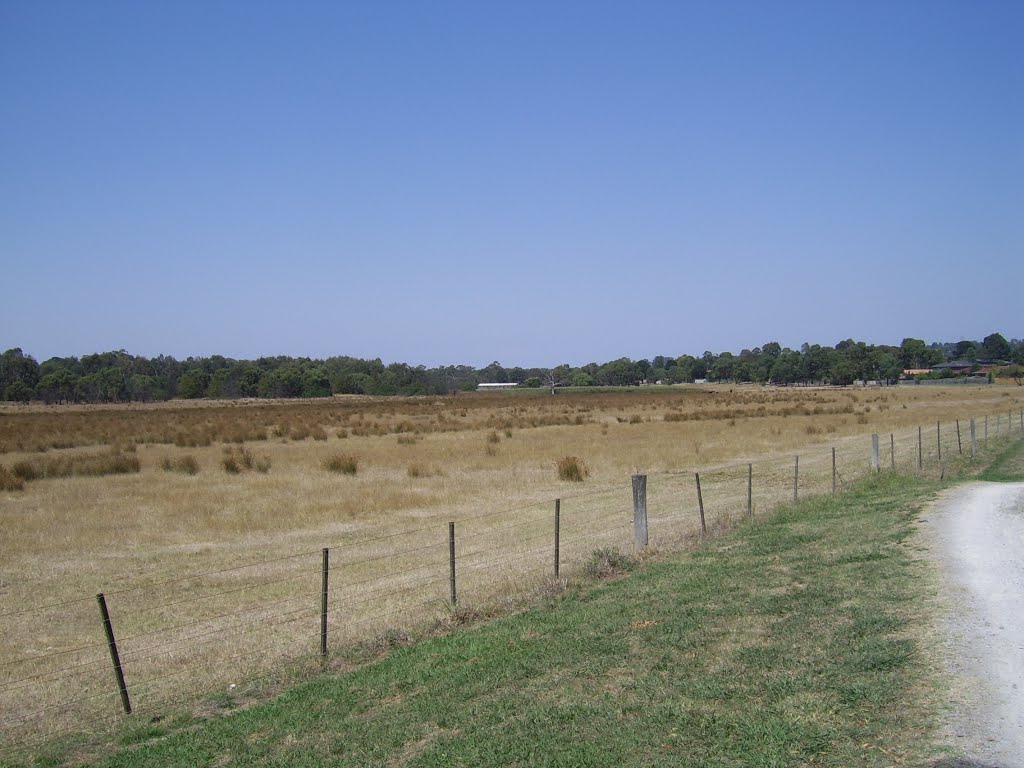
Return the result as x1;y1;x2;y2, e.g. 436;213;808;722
221;446;270;474
323;453;359;475
556;455;589;482
160;455;200;475
0;465;25;491
582;546;636;579
11;450;140;482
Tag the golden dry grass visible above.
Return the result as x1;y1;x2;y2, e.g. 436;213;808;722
1;384;1023;754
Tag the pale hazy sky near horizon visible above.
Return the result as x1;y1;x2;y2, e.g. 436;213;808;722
1;1;1021;368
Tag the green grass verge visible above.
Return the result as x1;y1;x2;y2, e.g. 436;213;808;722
49;473;948;768
978;436;1024;481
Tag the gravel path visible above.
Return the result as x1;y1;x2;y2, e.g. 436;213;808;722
923;481;1024;767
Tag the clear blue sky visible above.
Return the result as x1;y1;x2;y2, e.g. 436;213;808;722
2;1;1021;367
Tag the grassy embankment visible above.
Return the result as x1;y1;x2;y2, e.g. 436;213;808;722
57;449;1024;768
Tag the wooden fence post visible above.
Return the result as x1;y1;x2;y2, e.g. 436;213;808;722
831;448;836;494
956;420;962;455
970;418;977;458
793;456;799;502
97;593;132;715
632;475;648;548
747;463;753;516
871;434;880;473
937;422;942;463
917;426;922;477
890;433;895;470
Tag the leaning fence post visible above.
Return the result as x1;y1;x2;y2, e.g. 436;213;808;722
747;463;753;516
632;475;648;548
554;498;561;578
97;593;132;715
695;472;707;536
831;448;836;494
320;548;329;658
871;434;880;473
793;456;799;502
956;420;962;455
448;521;457;608
970;418;977;458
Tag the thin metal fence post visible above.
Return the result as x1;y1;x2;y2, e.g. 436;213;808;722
985;415;988;446
956;420;962;455
632;475;648;548
695;472;707;536
97;593;132;715
320;548;329;658
890;433;895;470
937;421;942;463
554;498;561;578
747;463;753;516
917;426;922;477
831;448;836;494
448;521;457;608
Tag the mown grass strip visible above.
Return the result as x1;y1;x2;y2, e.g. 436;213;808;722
978;435;1024;482
33;472;946;768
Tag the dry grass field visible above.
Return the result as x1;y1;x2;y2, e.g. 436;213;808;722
2;384;1023;757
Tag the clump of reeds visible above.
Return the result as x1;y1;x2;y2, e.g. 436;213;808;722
556;456;589;482
323;453;359;475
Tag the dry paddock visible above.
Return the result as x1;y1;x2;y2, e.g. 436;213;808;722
2;384;1023;755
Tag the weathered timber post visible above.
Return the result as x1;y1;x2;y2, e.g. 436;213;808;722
970;418;977;458
871;434;880;473
747;463;753;517
632;475;648;548
890;433;896;470
917;426;922;477
793;456;799;502
956;420;962;455
831;448;836;494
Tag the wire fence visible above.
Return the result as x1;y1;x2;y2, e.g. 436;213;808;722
2;407;1022;758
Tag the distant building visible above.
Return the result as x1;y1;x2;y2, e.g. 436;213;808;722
477;382;518;391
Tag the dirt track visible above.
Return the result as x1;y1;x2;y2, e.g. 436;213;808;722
924;482;1024;767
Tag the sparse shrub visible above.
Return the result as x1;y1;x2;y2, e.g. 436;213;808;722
336;428;349;439
161;455;200;475
310;426;328;441
805;424;822;435
628;415;643;424
11;450;140;481
484;444;498;456
0;465;25;491
583;547;635;579
503;428;512;438
556;456;589;482
254;456;271;473
396;434;418;445
486;431;501;444
12;460;41;482
407;463;426;478
323;453;359;475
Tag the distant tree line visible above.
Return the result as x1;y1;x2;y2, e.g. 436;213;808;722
1;333;1020;404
